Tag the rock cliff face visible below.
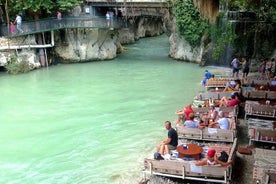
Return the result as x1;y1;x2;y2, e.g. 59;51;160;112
164;10;206;65
0;16;164;69
54;16;164;63
54;29;117;62
1;12;205;70
168;33;204;64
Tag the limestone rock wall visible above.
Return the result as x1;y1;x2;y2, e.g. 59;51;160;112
54;29;117;63
0;36;41;69
117;16;164;45
163;9;207;64
169;33;203;64
54;16;164;63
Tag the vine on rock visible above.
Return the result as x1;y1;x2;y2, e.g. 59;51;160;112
169;0;208;48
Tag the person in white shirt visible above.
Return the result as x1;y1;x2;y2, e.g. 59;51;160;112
14;14;24;33
209;111;229;130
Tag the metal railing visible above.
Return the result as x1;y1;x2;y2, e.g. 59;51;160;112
0;16;125;37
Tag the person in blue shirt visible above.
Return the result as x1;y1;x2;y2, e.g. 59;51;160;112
202;70;212;86
183;113;199;128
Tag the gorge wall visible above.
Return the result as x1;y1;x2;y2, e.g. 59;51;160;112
0;3;217;69
54;16;164;63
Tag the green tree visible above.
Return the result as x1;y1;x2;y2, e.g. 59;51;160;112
1;0;81;66
169;0;208;48
227;0;276;58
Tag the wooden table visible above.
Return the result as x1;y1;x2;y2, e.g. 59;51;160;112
177;144;203;160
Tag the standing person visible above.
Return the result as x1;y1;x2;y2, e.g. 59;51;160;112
202;70;212;86
109;10;114;26
57;11;62;20
242;57;250;80
14;14;23;33
259;59;266;76
265;58;273;79
57;11;62;27
106;11;110;27
156;121;178;157
10;22;15;34
231;56;240;78
272;58;276;78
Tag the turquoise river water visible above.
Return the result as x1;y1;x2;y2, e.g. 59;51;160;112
0;35;214;184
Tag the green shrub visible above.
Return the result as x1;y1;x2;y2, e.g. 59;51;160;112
5;55;31;74
170;0;208;48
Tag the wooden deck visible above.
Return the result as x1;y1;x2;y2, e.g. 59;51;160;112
144;138;237;183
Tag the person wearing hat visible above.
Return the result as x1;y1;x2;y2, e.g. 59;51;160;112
208;111;230;130
195;149;232;166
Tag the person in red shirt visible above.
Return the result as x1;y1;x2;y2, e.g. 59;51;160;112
219;93;240;107
175;104;194;126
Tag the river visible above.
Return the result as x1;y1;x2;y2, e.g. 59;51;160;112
0;35;211;184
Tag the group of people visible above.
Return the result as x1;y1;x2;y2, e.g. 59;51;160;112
10;11;63;35
10;14;23;34
155;92;239;162
155;71;242;165
106;10;114;27
155;117;232;166
175;101;234;130
231;56;276;80
231;56;250;79
259;58;276;79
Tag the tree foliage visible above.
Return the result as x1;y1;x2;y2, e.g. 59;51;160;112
1;0;81;20
209;22;237;61
169;0;208;48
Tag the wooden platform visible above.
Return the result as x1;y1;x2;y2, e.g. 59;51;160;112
253;148;276;183
144;139;237;183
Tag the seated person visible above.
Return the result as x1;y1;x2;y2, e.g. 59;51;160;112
184;113;205;129
184;113;198;128
156;121;178;157
223;79;241;92
219;92;240;108
208;111;230;130
175;104;194;126
195;149;232;166
175;115;185;127
203;104;218;124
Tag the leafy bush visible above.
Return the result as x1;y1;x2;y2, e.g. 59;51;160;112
209;22;238;60
170;0;208;48
5;55;31;74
